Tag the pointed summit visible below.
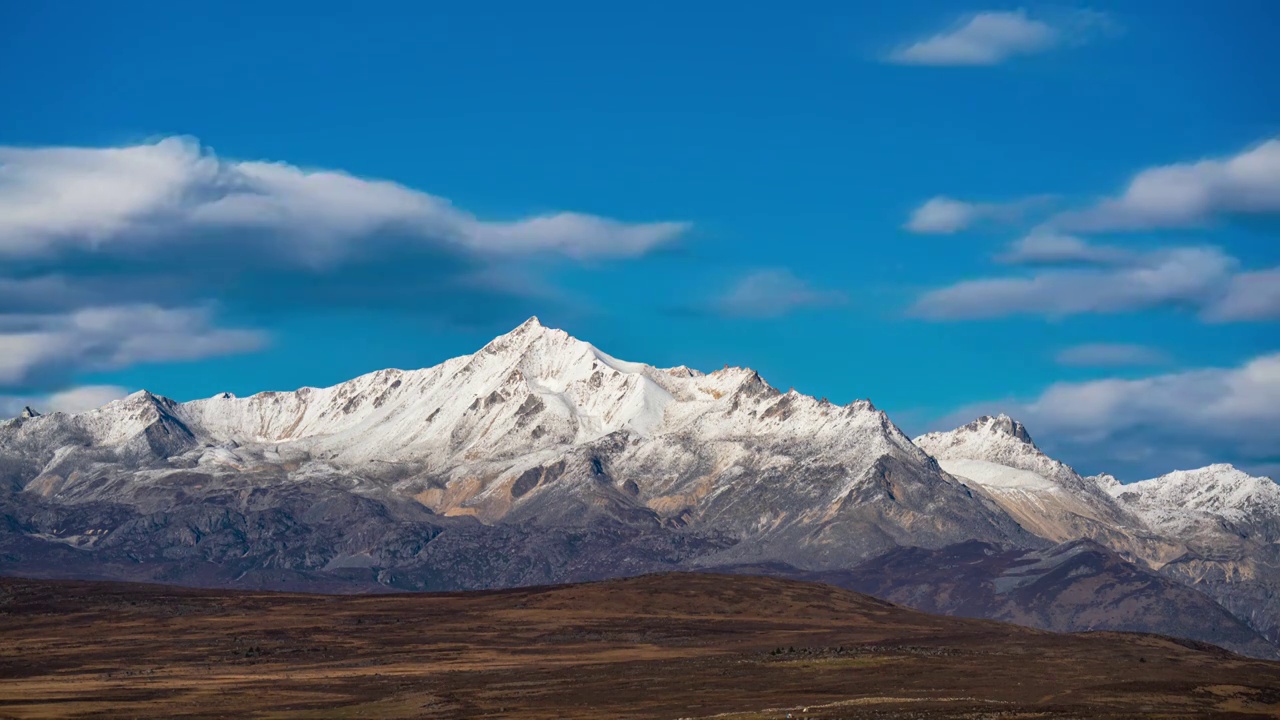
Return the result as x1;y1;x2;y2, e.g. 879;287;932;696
1089;472;1121;492
962;414;1036;446
19;406;40;419
479;315;572;358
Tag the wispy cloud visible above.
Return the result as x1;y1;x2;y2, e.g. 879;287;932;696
1055;343;1170;367
1053;138;1280;232
0;385;131;418
909;135;1280;324
716;269;846;318
996;232;1132;265
1205;268;1280;322
0;305;264;388
904;195;1051;234
935;352;1280;478
0;137;687;262
0;137;691;399
911;246;1237;320
886;9;1114;66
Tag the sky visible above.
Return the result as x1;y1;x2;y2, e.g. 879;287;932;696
0;0;1276;480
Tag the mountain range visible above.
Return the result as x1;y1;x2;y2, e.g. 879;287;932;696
2;317;1278;658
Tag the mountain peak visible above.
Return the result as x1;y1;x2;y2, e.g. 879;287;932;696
516;315;545;331
19;406;40;419
962;414;1035;446
1089;472;1121;492
496;316;572;342
477;316;573;358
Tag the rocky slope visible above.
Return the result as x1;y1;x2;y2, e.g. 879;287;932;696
1108;465;1280;645
914;417;1280;651
791;539;1279;660
914;416;1182;566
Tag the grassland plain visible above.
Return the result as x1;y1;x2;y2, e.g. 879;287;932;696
1;573;1279;719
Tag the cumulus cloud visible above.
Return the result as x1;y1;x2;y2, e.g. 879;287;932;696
0;137;686;262
0;384;131;418
997;232;1132;265
1054;138;1280;231
887;9;1112;66
938;353;1280;478
716;269;846;318
911;246;1236;319
1055;343;1170;367
0;305;264;388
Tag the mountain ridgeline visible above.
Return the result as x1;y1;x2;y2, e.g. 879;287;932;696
2;318;1278;658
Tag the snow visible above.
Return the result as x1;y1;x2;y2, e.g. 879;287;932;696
939;458;1059;492
4;316;952;528
1110;464;1280;536
15;313;1280;585
914;414;1147;539
915;415;1094;495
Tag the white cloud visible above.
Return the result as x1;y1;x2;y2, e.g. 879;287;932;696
905;197;984;233
997;232;1131;265
1054;138;1280;231
0;384;130;418
0;137;687;262
0;137;691;403
904;195;1051;234
0;305;264;387
1203;268;1280;322
937;353;1280;478
887;9;1112;66
45;385;132;413
1055;343;1169;367
717;269;846;318
911;246;1236;319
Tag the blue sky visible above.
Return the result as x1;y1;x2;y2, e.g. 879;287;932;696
0;0;1276;479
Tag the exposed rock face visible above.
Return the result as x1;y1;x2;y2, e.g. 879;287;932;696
1;317;1278;658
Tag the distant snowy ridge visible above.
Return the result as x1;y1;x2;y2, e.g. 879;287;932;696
1110;464;1280;540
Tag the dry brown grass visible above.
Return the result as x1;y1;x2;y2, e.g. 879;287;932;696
0;573;1278;719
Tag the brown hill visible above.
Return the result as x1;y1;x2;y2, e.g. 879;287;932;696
738;539;1279;660
1;573;1278;719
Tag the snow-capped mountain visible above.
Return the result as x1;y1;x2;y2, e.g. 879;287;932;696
1108;464;1280;645
913;415;1180;565
1111;464;1280;543
1;317;1028;570
913;415;1280;648
2;317;1278;656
